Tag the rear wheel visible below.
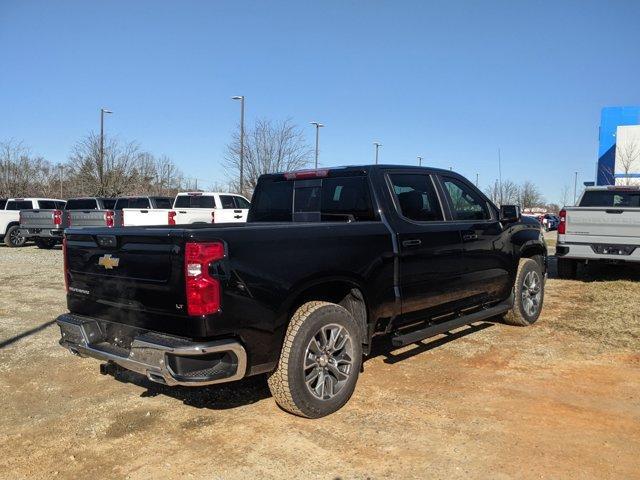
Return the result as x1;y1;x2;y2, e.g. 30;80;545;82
502;258;545;326
4;225;26;247
557;258;578;279
268;301;362;418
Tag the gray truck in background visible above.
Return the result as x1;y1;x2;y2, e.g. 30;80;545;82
556;186;640;278
20;198;115;248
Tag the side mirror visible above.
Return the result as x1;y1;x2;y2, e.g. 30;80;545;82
499;205;521;223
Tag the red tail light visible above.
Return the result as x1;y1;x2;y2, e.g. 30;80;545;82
63;237;69;292
184;241;224;316
105;210;115;228
211;211;215;223
53;209;63;226
558;209;566;234
168;211;177;225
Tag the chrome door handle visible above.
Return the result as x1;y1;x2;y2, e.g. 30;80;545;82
463;233;478;241
402;239;422;247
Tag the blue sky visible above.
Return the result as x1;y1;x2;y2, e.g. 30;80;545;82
1;0;639;203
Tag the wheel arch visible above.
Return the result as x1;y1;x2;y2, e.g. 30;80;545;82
284;276;370;349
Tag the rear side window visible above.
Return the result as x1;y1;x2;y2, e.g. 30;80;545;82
174;195;216;208
442;177;490;221
219;195;236;209
6;200;34;210
320;177;374;221
580;190;640;207
65;199;98;210
154;197;173;209
388;174;443;222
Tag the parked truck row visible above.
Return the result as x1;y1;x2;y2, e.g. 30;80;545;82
5;191;250;248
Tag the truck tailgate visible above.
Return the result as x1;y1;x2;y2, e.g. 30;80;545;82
20;209;60;229
65;228;185;322
565;208;640;239
69;210;111;228
122;208;171;226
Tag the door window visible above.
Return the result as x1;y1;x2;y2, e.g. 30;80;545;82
388;174;443;222
442;178;490;221
219;195;237;209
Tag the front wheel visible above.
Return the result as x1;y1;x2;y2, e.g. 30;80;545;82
268;301;362;418
502;258;545;326
4;225;26;247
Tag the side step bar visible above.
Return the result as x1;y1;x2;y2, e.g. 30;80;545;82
391;300;512;348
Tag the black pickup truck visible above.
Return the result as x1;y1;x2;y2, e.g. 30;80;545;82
56;165;546;417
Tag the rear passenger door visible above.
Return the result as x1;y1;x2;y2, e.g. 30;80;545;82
437;175;513;304
217;195;249;223
385;171;467;320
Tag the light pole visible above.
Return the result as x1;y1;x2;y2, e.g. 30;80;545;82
374;142;382;164
417;155;423;166
100;108;112;195
232;96;245;195
310;122;324;169
59;164;63;198
573;171;578;205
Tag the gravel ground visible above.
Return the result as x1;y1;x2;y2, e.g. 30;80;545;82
0;243;639;480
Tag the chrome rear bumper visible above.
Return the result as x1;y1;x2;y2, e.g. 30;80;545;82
57;314;247;386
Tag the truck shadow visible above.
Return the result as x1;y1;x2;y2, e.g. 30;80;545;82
547;255;640;282
368;322;495;365
110;368;272;410
106;322;496;410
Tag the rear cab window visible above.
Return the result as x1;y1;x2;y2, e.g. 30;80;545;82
579;190;640;207
6;200;34;210
249;174;375;222
65;199;99;210
153;197;173;209
174;194;216;208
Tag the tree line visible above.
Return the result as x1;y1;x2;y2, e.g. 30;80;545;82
0;135;186;199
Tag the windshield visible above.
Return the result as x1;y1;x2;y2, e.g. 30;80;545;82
580;190;640;207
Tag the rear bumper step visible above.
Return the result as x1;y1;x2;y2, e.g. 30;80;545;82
391;299;512;348
56;314;247;386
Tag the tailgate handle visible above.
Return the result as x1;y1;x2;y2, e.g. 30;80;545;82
463;233;478;242
96;235;117;248
605;209;623;214
140;210;148;213
234;209;242;213
402;239;422;247
178;210;187;214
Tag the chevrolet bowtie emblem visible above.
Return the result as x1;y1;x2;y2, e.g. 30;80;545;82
98;254;120;270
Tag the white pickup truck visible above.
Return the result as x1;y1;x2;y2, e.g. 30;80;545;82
556;186;640;278
168;191;250;225
1;197;66;247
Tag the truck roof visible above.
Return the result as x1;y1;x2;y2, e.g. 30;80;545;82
260;164;458;180
6;197;66;202
584;185;640;191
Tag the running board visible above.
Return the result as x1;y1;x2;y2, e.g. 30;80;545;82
391;301;511;348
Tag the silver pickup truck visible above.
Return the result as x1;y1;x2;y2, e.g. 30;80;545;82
20;197;115;248
556;186;640;278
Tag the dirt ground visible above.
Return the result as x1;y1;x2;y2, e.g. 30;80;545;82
1;239;639;480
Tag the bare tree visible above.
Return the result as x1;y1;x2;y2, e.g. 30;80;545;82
485;179;519;206
518;181;544;209
224;118;313;196
559;184;572;207
616;139;640;186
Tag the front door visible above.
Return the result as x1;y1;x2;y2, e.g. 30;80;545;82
438;175;513;304
385;172;467;322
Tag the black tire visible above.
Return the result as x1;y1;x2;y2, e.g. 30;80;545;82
267;301;363;418
34;238;58;249
503;258;545;326
557;258;578;279
4;225;26;248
